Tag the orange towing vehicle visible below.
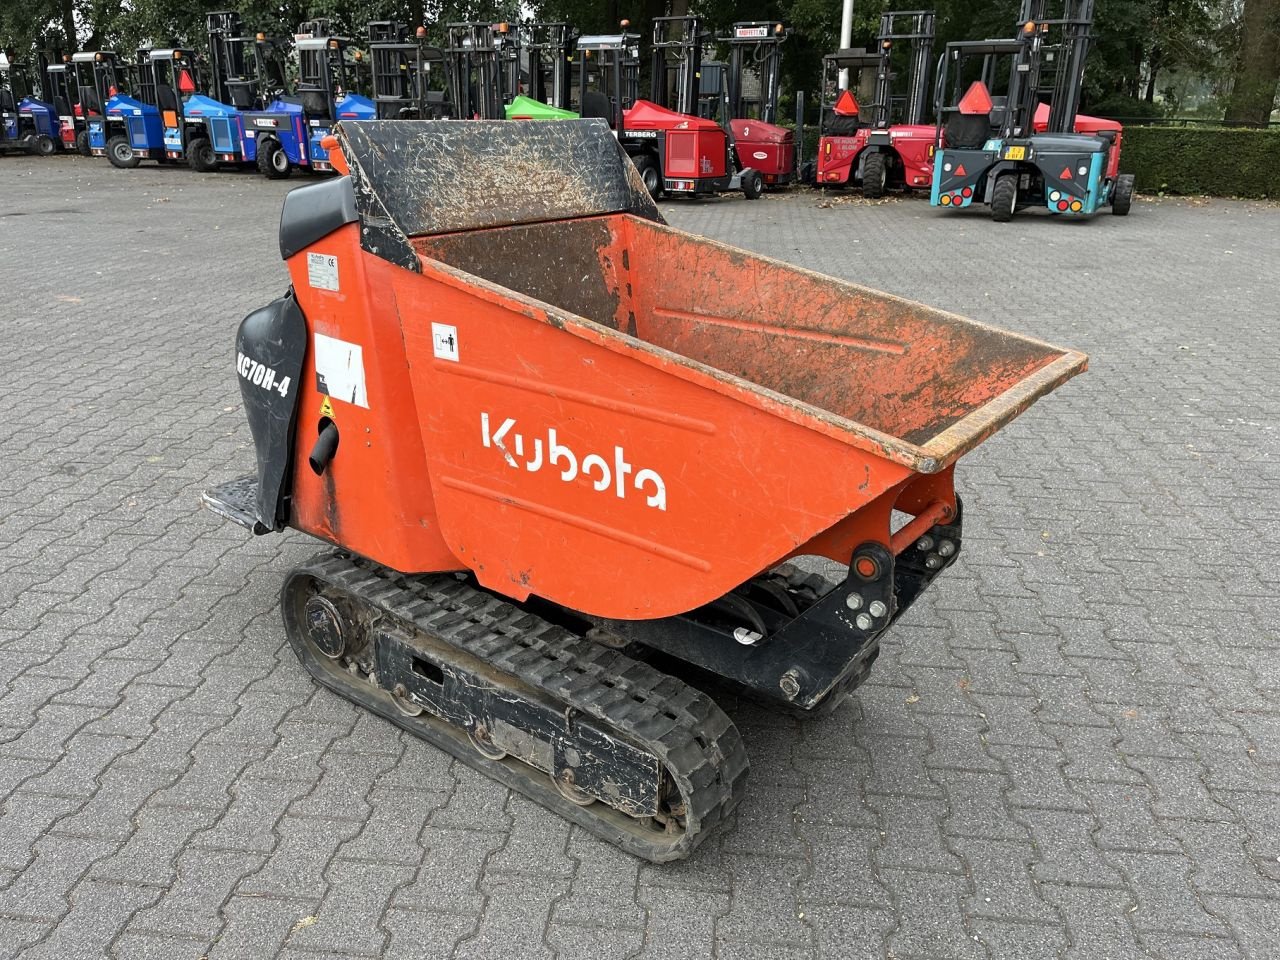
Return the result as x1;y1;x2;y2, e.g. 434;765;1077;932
205;120;1086;861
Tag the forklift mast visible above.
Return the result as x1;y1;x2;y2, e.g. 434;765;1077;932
1037;0;1094;133
723;21;786;124
522;22;574;110
368;21;449;120
575;28;638;131
296;35;362;121
650;15;706;117
877;10;935;126
445;23;509;119
206;11;253;108
69;52;126;116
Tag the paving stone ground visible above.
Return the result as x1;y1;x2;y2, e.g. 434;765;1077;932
1;154;1277;960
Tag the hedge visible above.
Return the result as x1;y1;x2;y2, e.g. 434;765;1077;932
1118;126;1280;198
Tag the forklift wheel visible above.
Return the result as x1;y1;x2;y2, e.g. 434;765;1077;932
35;135;58;157
861;152;888;199
632;155;661;198
187;136;217;173
76;130;91;157
257;140;292;180
741;169;764;200
1111;173;1135;216
106;135;140;170
991;174;1017;223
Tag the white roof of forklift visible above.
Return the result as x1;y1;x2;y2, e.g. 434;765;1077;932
577;34;630;49
71;51;111;62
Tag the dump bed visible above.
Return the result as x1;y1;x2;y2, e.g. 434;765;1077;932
271;120;1086;619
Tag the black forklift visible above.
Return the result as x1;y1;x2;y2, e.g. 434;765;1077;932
522;22;576;111
368;21;451;120
930;0;1133;219
444;22;517;120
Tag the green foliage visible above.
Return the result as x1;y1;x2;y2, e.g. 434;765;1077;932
1121;126;1280;197
1088;95;1168;120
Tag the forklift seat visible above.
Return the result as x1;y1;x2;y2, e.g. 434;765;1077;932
0;91;15;113
225;81;256;109
580;91;613;124
157;85;178;111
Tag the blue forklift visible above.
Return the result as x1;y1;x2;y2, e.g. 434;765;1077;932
1;53;62;155
71;51;133;160
930;0;1133;221
237;22;374;179
88;47;202;168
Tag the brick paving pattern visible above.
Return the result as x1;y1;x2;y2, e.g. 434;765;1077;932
1;156;1277;959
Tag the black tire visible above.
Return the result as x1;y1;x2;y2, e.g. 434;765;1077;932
741;168;763;200
861;151;887;198
991;174;1017;223
633;154;661;198
187;136;216;172
75;129;91;157
1111;173;1135;216
106;134;140;169
257;139;291;179
34;135;58;157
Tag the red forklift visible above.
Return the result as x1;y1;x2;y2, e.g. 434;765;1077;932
816;10;936;196
718;21;796;187
619;15;762;200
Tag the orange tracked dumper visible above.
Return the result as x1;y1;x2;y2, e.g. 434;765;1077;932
204;120;1086;860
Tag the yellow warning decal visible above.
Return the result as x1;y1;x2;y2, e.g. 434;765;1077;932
319;396;334;418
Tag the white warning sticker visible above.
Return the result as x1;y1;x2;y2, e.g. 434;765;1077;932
313;332;368;408
307;252;339;291
432;323;460;362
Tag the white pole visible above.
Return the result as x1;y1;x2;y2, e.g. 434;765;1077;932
838;0;855;89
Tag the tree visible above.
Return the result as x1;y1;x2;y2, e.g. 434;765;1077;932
1223;0;1280;124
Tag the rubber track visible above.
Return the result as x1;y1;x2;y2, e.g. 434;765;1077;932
284;551;750;862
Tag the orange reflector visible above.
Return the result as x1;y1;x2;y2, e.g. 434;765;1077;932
834;90;859;116
178;69;196;94
957;81;992;116
940;194;951;205
1060;166;1072;179
320;135;349;175
163;110;178;127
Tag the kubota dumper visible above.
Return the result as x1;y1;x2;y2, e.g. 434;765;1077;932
204;120;1086;861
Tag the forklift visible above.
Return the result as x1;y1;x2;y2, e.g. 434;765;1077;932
1;53;60;155
43;57;85;153
444;22;518;120
71;51;131;161
523;22;574;110
88;47;213;169
816;10;937;196
237;24;374;179
506;22;577;119
930;0;1134;220
718;21;797;187
621;15;762;200
368;21;451;120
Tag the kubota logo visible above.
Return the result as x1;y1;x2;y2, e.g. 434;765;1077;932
481;413;667;511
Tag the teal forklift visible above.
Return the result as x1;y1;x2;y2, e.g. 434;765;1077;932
930;0;1134;221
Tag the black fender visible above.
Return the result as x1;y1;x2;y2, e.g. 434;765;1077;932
236;289;307;530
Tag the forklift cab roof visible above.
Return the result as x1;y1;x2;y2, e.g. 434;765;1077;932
148;48;195;61
71;51;115;63
824;47;880;69
577;34;633;51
